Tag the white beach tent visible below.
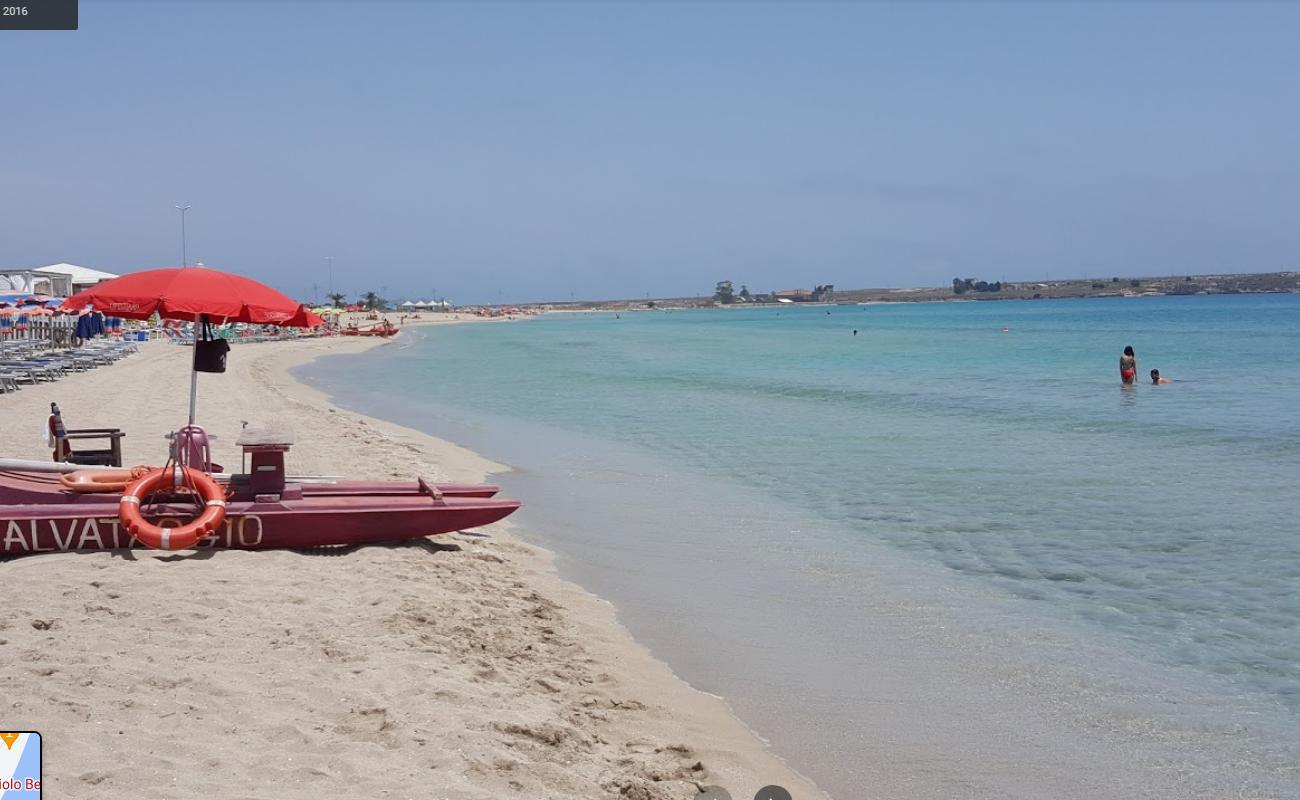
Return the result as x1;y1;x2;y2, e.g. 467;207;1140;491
399;300;416;308
0;269;71;295
34;263;119;293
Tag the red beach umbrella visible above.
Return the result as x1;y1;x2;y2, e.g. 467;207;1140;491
62;266;324;426
62;266;324;326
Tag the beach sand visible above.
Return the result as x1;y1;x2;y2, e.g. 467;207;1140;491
0;331;827;800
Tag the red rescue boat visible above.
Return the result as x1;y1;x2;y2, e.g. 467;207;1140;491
0;432;520;557
341;321;398;337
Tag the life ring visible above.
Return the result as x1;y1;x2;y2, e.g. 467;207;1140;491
119;466;227;551
60;465;154;494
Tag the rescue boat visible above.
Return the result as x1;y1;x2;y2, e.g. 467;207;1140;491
340;322;398;337
0;429;520;556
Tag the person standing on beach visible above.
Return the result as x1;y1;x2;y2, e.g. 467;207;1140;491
48;402;70;461
1119;345;1137;385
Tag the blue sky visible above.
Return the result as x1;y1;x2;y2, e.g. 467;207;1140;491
2;1;1298;303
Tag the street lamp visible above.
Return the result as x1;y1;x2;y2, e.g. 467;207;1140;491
175;205;191;267
326;256;335;295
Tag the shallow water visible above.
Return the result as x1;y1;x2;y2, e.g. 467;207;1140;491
301;295;1300;799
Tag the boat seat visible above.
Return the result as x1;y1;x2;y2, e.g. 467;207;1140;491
59;428;126;467
173;424;223;474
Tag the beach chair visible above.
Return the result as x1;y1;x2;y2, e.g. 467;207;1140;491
52;410;127;468
55;429;125;467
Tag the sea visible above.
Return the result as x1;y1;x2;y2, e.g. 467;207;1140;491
299;295;1300;800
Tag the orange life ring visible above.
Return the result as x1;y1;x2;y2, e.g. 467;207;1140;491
119;466;227;551
60;466;154;494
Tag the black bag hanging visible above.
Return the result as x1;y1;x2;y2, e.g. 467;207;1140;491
193;319;231;373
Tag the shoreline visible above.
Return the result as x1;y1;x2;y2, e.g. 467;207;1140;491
0;333;827;800
299;307;1300;800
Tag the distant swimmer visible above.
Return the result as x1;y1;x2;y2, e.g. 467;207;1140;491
1150;369;1172;384
852;329;858;336
1120;345;1137;385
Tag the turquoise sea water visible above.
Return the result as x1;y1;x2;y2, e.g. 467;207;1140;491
302;295;1300;799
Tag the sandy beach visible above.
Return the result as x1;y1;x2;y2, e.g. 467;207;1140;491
0;329;826;800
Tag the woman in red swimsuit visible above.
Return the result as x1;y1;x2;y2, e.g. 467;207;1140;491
1119;345;1137;385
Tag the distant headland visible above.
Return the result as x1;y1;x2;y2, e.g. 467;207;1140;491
534;271;1300;311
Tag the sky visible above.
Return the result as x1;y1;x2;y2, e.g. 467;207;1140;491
2;1;1299;304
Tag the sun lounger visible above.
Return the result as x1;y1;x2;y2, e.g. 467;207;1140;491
0;340;138;390
0;366;37;384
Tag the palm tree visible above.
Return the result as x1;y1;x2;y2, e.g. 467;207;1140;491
360;291;382;311
327;292;347;308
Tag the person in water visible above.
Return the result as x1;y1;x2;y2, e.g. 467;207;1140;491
1150;369;1171;384
1119;345;1137;384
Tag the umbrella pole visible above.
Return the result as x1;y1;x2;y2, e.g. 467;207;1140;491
189;313;202;425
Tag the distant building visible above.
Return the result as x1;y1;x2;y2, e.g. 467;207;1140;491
1;263;118;296
0;269;71;296
773;289;813;301
771;284;835;302
35;263;119;292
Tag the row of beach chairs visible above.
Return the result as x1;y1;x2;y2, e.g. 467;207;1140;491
161;326;321;345
0;339;139;394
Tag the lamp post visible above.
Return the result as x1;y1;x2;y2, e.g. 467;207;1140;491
175;205;191;267
326;256;335;295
